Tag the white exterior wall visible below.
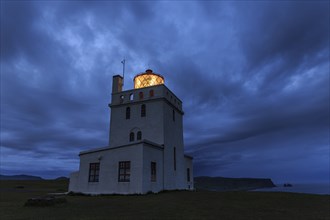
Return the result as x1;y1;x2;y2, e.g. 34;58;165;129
185;156;194;190
72;144;144;194
69;142;165;194
142;145;164;193
163;100;186;190
109;86;166;147
68;171;79;192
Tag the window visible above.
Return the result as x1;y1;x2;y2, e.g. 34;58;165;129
118;161;130;182
129;132;134;142
149;90;154;97
151;162;156;182
172;109;175;121
141;104;146;117
126;107;130;119
139;92;144;100
137;131;142;140
187;168;190;182
88;163;100;182
174;147;176;171
129;93;134;101
120;95;124;103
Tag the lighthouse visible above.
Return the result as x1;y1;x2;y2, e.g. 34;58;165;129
69;69;193;194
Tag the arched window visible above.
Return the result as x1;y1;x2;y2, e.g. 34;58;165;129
120;95;124;103
137;131;142;140
149;90;154;97
129;93;134;101
141;104;146;117
129;132;134;142
126;107;130;119
139;92;144;100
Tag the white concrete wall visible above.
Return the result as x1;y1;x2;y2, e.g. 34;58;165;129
163;98;186;190
142;145;164;193
185;156;194;190
73;144;144;194
109;83;190;191
68;171;79;192
109;86;165;148
69;142;166;194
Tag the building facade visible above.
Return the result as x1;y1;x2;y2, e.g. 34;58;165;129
69;69;193;194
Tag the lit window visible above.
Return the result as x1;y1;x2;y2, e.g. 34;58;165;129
129;132;134;142
187;168;190;182
120;95;124;103
141;104;146;117
134;71;164;89
137;131;142;140
139;92;144;100
149;90;154;97
151;162;156;182
118;161;130;182
126;107;130;119
88;163;100;182
129;93;133;101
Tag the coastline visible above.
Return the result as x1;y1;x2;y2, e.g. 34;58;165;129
251;183;330;195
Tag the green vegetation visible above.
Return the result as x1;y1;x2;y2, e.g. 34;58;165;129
0;180;329;220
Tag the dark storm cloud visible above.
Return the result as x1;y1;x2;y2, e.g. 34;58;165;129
1;71;108;153
236;2;329;72
1;1;39;61
1;1;329;182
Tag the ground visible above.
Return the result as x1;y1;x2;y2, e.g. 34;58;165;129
0;180;329;220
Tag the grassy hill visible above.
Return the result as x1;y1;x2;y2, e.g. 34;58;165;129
0;179;329;220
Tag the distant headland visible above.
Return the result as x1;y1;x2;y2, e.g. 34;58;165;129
194;176;276;191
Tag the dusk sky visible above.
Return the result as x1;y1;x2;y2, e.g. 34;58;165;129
1;1;329;183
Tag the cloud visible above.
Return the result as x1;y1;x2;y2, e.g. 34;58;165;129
1;1;329;182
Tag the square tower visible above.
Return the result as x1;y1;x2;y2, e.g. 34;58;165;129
69;69;193;194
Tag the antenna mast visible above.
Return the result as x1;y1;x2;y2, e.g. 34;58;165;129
121;59;125;86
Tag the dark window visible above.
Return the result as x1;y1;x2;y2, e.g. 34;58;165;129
129;132;134;142
172;109;175;121
88;163;100;182
149;90;154;97
139;92;144;100
141;104;146;117
118;161;130;182
187;168;190;182
174;147;176;171
151;162;156;182
126;107;130;119
137;131;142;140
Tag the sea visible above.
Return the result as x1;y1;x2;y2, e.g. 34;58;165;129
252;183;330;195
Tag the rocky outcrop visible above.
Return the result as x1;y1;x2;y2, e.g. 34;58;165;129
194;176;276;191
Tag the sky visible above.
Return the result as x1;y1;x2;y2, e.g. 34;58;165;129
1;1;329;183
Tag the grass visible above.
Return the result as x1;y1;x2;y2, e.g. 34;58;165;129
0;180;329;220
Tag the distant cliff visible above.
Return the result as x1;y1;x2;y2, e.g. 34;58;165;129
194;176;276;191
0;175;44;180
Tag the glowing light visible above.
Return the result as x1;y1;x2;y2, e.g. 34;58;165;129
134;70;164;89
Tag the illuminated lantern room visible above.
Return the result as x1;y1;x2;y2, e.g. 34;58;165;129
134;69;165;89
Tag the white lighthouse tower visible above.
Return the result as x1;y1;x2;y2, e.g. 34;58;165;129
69;69;193;194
